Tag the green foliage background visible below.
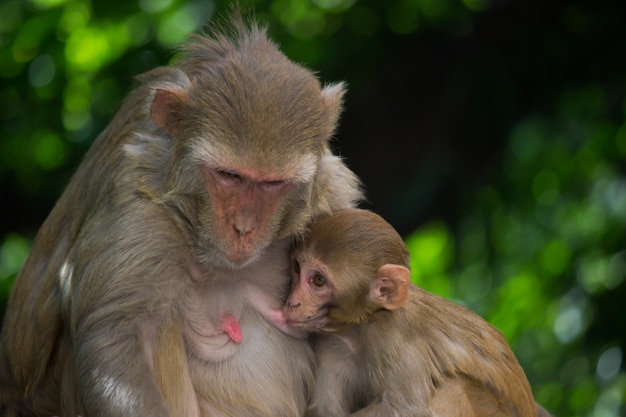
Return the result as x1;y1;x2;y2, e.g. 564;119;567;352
1;0;625;416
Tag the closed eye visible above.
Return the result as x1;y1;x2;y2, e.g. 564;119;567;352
259;179;289;192
216;169;241;180
213;169;243;185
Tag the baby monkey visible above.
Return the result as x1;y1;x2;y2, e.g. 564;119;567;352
284;208;542;417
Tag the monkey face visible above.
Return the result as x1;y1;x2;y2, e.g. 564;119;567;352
282;255;335;330
202;165;296;267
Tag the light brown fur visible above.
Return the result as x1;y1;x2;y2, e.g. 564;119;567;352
0;16;362;417
285;209;540;417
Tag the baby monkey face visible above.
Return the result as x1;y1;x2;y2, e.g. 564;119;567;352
282;254;334;331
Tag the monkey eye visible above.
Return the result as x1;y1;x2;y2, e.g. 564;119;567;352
259;179;288;192
311;273;326;287
215;169;242;182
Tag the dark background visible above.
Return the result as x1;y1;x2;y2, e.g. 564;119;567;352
1;0;625;415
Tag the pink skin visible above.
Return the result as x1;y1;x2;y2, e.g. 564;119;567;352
245;285;309;339
219;309;307;344
264;309;306;338
221;313;243;344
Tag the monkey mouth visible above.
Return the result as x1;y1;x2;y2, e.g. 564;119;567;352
226;251;253;265
286;316;328;331
222;246;263;269
285;320;317;330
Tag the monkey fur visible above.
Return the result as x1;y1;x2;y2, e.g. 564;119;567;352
285;208;546;417
0;16;362;417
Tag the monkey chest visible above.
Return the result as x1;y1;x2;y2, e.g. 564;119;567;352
188;309;315;417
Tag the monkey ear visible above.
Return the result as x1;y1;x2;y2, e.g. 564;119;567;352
370;264;410;310
150;89;187;137
320;82;346;132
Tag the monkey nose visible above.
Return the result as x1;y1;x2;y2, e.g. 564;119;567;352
287;301;301;310
233;223;254;237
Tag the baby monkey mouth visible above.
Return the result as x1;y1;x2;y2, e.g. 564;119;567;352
285;311;329;331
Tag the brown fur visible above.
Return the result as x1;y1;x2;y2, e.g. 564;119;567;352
286;209;539;417
0;16;362;417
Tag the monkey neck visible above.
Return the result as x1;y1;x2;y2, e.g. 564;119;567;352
192;238;291;282
324;307;393;351
323;324;363;355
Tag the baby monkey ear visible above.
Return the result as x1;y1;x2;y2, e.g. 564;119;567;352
370;264;410;310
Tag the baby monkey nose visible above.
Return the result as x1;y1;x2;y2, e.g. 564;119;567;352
287;301;301;310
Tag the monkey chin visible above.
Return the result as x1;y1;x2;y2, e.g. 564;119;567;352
223;250;262;270
285;316;329;332
199;245;263;271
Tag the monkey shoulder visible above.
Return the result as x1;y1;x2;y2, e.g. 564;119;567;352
406;285;503;337
364;285;512;368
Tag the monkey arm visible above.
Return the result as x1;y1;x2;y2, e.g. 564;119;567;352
72;284;176;416
75;319;172;416
348;399;431;417
68;207;194;417
428;376;514;417
306;336;358;417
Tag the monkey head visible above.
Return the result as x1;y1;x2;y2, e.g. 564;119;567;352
144;28;349;269
284;209;411;330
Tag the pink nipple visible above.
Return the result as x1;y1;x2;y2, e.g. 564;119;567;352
221;313;242;344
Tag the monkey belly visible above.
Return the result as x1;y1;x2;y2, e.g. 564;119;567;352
191;310;315;417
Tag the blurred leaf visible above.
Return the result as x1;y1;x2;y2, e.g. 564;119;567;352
406;221;453;297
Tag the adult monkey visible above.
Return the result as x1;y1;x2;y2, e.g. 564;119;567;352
0;14;362;417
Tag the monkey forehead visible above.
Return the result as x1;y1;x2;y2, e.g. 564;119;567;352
183;65;329;181
185;50;330;144
170;25;337;183
190;76;330;156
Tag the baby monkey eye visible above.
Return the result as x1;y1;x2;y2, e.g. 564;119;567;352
312;273;326;287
